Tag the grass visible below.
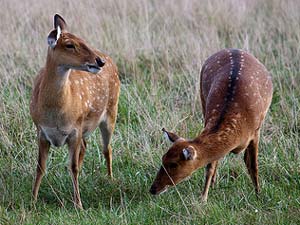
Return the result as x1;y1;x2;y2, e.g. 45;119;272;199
0;0;300;224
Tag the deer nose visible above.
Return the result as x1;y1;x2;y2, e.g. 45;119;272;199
96;57;105;67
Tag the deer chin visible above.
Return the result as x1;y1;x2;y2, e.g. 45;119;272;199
86;64;101;74
154;185;170;195
59;64;101;74
150;185;169;195
158;186;170;195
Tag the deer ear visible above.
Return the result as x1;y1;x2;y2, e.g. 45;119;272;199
47;14;66;49
47;29;58;48
182;146;196;160
54;14;67;30
162;128;182;143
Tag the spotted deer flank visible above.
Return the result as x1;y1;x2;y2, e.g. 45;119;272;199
150;49;273;202
30;14;120;209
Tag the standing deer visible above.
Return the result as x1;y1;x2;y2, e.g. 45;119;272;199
150;49;273;202
30;14;120;208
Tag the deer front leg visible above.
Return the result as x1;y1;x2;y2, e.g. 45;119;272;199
201;160;218;203
67;131;83;209
211;160;219;188
78;139;87;170
33;133;50;201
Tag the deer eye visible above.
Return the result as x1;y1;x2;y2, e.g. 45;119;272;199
65;43;75;49
169;163;178;169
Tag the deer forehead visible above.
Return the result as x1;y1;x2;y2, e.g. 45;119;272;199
59;33;85;46
163;148;184;162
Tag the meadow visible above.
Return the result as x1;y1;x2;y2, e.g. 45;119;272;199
0;0;300;224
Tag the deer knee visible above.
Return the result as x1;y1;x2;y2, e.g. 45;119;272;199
71;163;79;175
103;145;112;155
36;163;46;175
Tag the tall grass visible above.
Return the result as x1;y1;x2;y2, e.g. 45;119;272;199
0;0;299;224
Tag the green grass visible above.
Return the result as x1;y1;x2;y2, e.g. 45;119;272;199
1;0;300;224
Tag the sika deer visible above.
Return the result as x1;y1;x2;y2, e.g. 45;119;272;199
150;49;273;202
30;14;120;208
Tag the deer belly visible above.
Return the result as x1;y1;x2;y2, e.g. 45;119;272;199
82;109;107;138
231;139;251;154
40;126;75;147
82;120;100;138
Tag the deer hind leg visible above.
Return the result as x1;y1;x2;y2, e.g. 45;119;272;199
100;111;117;178
68;135;83;209
78;139;87;170
244;132;260;194
201;160;218;203
33;134;50;201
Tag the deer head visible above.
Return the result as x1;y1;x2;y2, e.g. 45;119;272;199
47;14;105;74
150;128;198;195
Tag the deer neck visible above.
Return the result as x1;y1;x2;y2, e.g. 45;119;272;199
192;128;238;168
40;51;72;108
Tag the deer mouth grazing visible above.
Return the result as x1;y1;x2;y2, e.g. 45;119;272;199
149;185;169;195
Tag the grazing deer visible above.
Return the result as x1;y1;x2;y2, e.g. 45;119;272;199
30;14;120;208
150;49;273;202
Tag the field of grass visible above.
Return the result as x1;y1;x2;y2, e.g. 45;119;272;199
0;0;300;224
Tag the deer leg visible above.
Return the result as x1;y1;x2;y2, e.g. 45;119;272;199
211;160;219;188
33;134;50;201
78;139;87;170
99;112;117;178
244;132;260;194
68;135;83;209
99;120;114;178
201;160;218;202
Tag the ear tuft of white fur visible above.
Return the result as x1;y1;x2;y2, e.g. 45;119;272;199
56;25;62;40
182;147;196;160
48;38;57;49
163;131;169;140
182;148;190;160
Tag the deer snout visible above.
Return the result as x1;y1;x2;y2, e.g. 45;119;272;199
86;56;105;74
96;56;105;67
